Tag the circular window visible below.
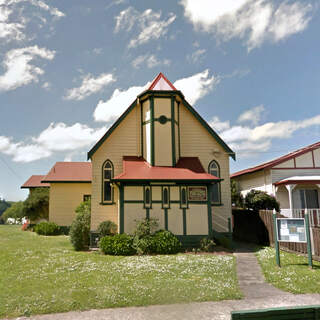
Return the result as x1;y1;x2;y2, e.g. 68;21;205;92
159;115;168;124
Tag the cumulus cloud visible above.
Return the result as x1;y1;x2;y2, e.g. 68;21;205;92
0;123;106;163
174;69;218;105
211;111;320;154
64;73;116;101
0;0;65;42
187;48;206;63
180;0;312;50
0;46;55;91
115;7;176;48
94;69;217;122
131;54;170;69
238;105;265;125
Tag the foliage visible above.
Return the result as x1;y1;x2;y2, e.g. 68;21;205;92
133;218;159;238
97;220;117;238
69;200;91;251
34;222;60;236
99;234;136;256
23;188;49;221
231;180;244;208
2;201;24;223
200;237;216;252
0;199;11;222
245;189;280;212
133;235;156;255
153;230;182;254
0;225;242;318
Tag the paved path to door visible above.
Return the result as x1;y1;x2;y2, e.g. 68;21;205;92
10;245;320;320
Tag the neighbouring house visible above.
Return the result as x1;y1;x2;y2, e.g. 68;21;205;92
231;141;320;217
87;73;235;246
42;162;92;227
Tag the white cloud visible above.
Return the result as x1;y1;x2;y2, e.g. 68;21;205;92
115;7;176;48
174;69;218;105
0;0;65;42
42;81;51;90
238;105;265;125
94;84;150;122
180;0;312;50
92;48;103;55
0;123;106;163
187;49;206;63
0;46;55;91
211;113;320;153
94;70;217;122
64;73;115;101
131;54;170;69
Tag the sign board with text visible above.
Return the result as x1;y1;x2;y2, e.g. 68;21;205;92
276;218;306;243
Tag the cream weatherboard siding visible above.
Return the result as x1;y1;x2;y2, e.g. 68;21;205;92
271;168;320;184
90;104;141;231
49;183;91;226
179;103;232;233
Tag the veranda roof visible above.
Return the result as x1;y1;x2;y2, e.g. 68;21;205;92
113;156;221;183
275;176;320;186
21;175;50;189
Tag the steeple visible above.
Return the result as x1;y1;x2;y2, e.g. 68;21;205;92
148;72;177;91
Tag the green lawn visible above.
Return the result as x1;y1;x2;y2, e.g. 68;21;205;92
256;247;320;294
0;226;241;318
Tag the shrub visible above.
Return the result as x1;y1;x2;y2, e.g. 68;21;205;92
200;237;216;252
245;190;280;212
133;218;159;238
69;200;91;251
97;220;117;238
99;234;136;256
133;235;156;255
153;230;182;254
34;222;60;236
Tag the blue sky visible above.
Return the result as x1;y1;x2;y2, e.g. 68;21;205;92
0;0;320;201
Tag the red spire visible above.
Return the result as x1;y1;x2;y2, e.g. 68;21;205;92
148;72;177;91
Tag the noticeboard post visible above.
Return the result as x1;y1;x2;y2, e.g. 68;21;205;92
273;211;313;268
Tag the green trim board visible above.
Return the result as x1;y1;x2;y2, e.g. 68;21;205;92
140;100;143;158
182;208;187;235
150;95;155;166
119;184;124;234
178;101;181;159
88;90;235;160
161;186;170;209
171;96;176;166
143;185;152;209
164;208;168;230
207;184;213;236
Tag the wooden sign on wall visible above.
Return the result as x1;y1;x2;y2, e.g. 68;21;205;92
188;186;207;201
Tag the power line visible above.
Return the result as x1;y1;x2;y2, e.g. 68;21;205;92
0;155;22;181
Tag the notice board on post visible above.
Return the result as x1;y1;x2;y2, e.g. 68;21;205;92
276;218;306;243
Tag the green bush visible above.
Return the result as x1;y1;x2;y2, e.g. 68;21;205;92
133;235;156;255
133;218;159;238
200;237;216;252
34;222;60;236
245;190;280;212
97;220;117;238
69;200;91;251
153;230;182;254
99;234;136;256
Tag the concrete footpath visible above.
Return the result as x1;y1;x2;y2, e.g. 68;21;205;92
11;247;320;320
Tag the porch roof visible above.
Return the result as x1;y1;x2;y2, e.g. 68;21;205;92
275;176;320;186
113;156;221;182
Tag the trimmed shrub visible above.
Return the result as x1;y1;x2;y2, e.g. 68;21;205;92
133;235;156;255
99;234;136;256
34;222;60;236
97;220;117;238
153;230;182;254
133;218;159;238
245;190;280;212
200;237;216;252
69;200;91;251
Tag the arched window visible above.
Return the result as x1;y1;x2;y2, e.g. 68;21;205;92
180;186;188;208
144;186;151;208
209;160;220;204
162;187;169;208
102;160;113;203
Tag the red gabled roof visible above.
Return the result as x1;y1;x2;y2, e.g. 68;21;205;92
21;175;50;189
42;162;92;183
113;156;220;182
231;141;320;178
148;72;177;91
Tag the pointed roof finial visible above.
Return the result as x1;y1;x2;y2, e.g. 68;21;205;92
148;72;177;91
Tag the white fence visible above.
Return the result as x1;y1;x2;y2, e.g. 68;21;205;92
292;209;320;227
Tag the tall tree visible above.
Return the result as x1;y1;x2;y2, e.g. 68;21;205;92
23;188;49;221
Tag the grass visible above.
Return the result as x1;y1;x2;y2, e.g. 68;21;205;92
256;246;320;294
0;225;242;318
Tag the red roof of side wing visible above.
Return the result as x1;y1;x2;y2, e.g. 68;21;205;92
21;175;50;189
113;156;220;182
148;72;177;91
42;162;92;183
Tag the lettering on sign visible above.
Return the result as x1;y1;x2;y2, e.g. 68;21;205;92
188;186;207;201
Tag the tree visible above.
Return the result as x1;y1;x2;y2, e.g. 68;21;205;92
231;180;244;208
245;189;280;212
23;188;49;221
2;201;24;223
0;199;12;224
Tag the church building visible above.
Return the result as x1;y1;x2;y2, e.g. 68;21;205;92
88;73;235;246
